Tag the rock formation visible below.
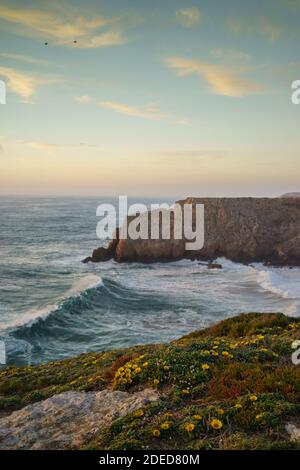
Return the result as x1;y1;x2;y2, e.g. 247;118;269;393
0;388;158;450
84;197;300;266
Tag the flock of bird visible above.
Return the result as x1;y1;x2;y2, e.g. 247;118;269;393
44;41;77;45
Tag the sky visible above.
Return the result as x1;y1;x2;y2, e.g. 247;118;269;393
0;0;299;198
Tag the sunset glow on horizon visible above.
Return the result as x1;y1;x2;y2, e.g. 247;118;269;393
0;0;299;198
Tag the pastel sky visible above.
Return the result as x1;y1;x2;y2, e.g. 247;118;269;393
0;0;299;198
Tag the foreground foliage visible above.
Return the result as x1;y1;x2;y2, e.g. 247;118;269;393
1;313;300;449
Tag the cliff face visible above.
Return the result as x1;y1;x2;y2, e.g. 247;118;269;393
87;197;300;265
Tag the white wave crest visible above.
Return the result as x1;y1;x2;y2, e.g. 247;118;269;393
2;274;103;331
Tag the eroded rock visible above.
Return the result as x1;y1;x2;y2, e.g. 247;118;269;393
285;423;300;442
0;388;158;450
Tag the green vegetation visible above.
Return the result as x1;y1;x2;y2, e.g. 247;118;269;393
1;313;300;449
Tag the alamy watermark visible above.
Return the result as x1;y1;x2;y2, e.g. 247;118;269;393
291;340;300;365
291;80;300;104
0;340;6;365
0;80;6;104
96;196;204;251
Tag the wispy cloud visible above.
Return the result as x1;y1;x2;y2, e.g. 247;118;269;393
164;56;263;97
176;7;202;28
100;100;188;125
74;95;92;104
280;0;300;10
0;66;64;102
0;66;41;102
26;141;99;151
0;53;52;67
210;48;252;64
227;16;282;43
100;101;163;121
0;3;126;48
161;150;225;160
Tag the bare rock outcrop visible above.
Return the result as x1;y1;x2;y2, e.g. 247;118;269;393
86;197;300;266
285;423;300;441
0;388;158;450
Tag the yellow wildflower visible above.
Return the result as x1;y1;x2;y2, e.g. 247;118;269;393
161;422;170;430
210;419;223;430
250;395;258;402
216;408;224;415
256;413;265;420
184;423;195;432
202;363;210;370
153;379;160;386
135;367;142;374
152;429;160;437
235;403;243;409
193;415;202;421
134;409;144;418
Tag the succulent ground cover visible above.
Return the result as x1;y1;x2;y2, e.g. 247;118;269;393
1;313;299;450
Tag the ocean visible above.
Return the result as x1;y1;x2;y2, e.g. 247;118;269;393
0;196;299;366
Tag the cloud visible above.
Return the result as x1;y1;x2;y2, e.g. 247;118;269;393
99;100;189;125
74;94;91;104
0;66;64;102
27;141;98;149
164;56;263;97
100;100;164;121
161;150;225;160
0;53;51;67
210;48;252;64
280;0;300;10
0;3;126;48
176;7;202;28
255;17;282;43
227;16;282;43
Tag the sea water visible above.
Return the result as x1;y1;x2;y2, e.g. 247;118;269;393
0;196;299;365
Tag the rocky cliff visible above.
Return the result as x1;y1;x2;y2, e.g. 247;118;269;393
85;197;300;266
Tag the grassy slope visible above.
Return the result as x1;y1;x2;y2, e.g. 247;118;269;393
0;313;300;450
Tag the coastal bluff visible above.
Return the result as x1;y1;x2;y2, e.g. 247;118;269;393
0;313;299;450
85;197;300;266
